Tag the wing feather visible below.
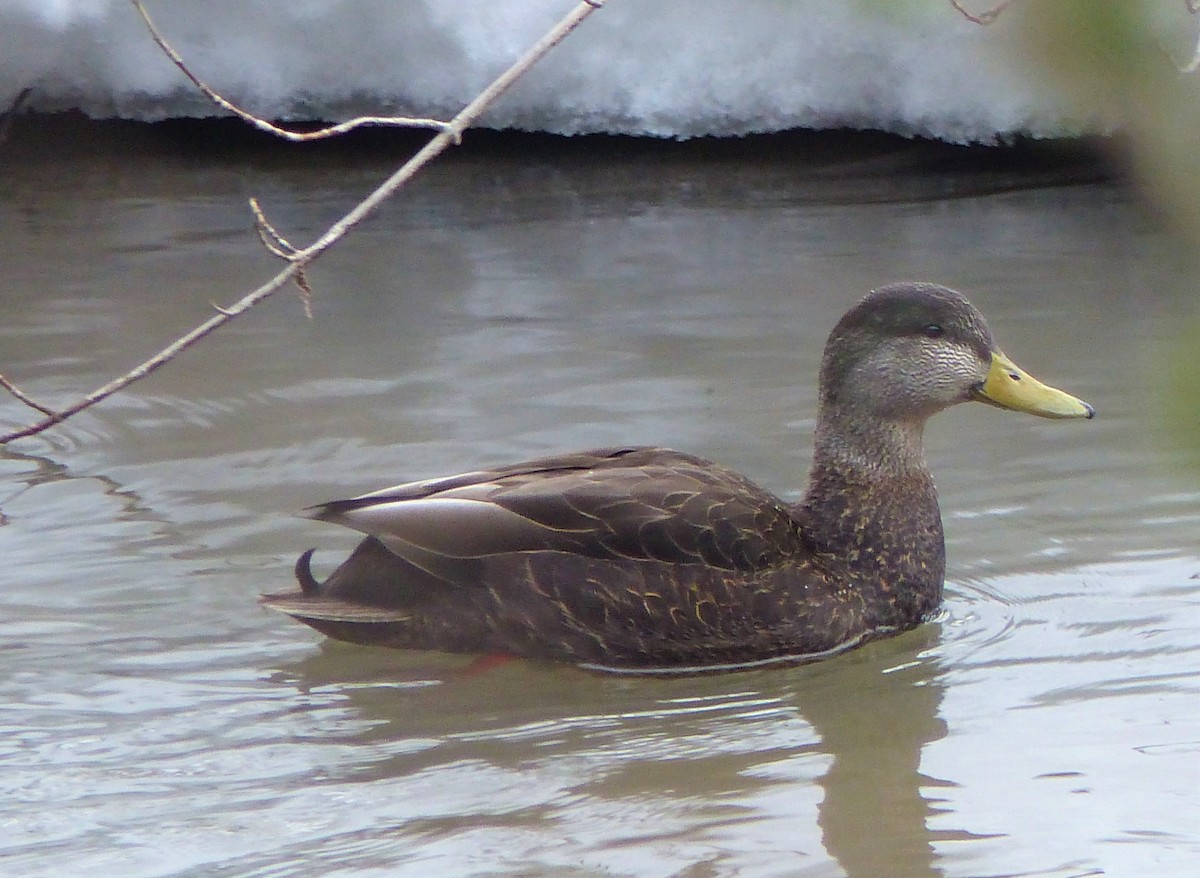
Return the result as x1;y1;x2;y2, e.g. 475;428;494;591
302;446;805;579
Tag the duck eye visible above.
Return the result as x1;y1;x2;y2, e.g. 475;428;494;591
922;324;944;339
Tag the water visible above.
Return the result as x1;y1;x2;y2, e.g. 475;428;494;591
1;122;1198;877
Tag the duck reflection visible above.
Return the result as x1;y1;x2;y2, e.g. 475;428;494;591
804;626;947;877
275;623;948;877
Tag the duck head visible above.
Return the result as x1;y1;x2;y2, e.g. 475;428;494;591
818;282;1094;424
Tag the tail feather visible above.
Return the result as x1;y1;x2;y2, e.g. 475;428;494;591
259;591;414;623
295;548;320;594
262;538;423;625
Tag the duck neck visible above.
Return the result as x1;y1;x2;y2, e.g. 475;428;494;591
810;402;932;480
801;408;945;613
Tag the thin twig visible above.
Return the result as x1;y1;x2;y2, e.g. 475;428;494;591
2;0;606;444
247;196;312;311
949;0;1016;25
130;1;458;142
0;374;58;417
250;197;298;258
294;271;314;321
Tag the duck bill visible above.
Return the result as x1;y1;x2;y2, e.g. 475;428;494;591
972;351;1095;419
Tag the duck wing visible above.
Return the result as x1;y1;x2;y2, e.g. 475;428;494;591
304;446;806;574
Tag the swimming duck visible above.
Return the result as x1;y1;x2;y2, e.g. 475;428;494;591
262;283;1093;672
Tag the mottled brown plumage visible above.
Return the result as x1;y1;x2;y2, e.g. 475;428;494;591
262;283;1093;672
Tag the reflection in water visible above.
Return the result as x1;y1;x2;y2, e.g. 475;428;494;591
274;626;948;876
806;630;946;878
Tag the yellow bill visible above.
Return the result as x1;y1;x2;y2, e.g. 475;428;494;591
973;351;1095;419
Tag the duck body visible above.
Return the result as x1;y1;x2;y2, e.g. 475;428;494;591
263;283;1092;672
271;446;944;670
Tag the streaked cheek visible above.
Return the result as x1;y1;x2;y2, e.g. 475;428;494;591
938;340;984;377
903;343;984;408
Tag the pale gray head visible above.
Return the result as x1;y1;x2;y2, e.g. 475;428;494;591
813;282;1093;475
818;282;996;424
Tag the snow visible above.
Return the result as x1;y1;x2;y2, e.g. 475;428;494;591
0;0;1109;143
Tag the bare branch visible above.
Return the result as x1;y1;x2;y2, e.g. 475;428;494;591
0;374;58;417
250;197;299;260
130;1;457;141
245;197;314;315
949;0;1017;25
2;0;606;444
294;271;315;321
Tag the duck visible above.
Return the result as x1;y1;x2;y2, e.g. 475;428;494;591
261;282;1093;673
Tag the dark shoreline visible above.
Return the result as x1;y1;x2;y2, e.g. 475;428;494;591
1;110;1118;181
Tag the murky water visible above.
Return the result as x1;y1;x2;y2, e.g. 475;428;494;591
2;122;1198;877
